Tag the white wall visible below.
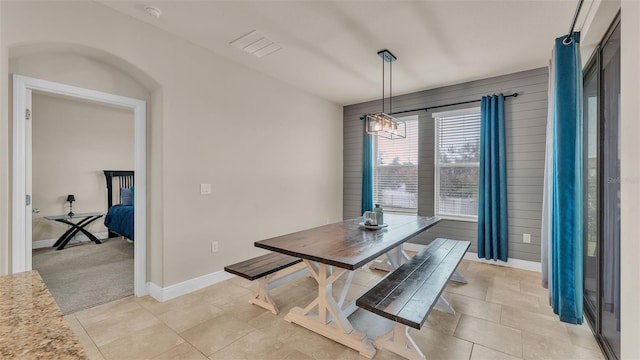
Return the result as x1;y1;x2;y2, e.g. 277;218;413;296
30;92;134;242
620;1;640;357
0;1;343;288
0;2;8;275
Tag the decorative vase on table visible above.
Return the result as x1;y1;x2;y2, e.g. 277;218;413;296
374;204;384;225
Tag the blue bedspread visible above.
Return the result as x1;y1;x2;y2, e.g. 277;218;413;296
104;205;134;240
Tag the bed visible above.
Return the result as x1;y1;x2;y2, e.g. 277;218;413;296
103;170;135;241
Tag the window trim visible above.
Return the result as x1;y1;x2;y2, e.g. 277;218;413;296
373;114;419;215
433;107;481;222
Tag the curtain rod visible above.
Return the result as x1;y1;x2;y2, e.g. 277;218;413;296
564;0;584;44
360;92;518;120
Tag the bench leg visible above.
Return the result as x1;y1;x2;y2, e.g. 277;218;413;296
375;322;426;360
369;259;394;272
434;295;455;315
247;267;310;315
249;275;279;315
370;244;408;272
450;270;468;284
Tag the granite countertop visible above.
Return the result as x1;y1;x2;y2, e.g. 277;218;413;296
0;271;87;359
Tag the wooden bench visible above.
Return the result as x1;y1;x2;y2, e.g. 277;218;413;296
224;252;307;315
356;238;470;360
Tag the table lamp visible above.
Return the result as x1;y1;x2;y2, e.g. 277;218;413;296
66;194;75;216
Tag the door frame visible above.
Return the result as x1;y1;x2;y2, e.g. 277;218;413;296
582;12;621;360
12;74;148;296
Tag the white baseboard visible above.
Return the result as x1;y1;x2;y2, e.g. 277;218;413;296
148;282;163;301
32;239;58;249
463;252;541;272
147;242;541;303
403;242;541;273
148;270;235;302
32;231;110;249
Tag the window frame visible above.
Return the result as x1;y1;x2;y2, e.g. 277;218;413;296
433;107;481;222
373;114;419;215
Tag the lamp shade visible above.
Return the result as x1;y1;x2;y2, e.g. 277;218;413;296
66;194;76;202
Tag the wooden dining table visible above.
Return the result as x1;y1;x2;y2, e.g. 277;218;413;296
255;214;441;358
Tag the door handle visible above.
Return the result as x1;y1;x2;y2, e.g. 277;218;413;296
32;208;40;214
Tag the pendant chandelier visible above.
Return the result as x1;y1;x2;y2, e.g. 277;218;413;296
365;49;406;139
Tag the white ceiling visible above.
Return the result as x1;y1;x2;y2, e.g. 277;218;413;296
99;1;583;105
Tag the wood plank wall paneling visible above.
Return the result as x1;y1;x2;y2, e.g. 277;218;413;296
343;67;548;262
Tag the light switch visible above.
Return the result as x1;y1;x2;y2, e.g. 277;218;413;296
523;233;531;244
200;183;212;195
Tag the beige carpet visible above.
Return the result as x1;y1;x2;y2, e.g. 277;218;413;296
32;238;134;315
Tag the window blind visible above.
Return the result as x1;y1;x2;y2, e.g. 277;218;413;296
374;115;419;214
434;108;481;220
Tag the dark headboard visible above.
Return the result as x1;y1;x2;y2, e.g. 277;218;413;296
103;170;134;209
104;170;134;239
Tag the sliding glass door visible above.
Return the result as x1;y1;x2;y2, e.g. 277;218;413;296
583;52;598;322
599;21;620;358
583;16;620;360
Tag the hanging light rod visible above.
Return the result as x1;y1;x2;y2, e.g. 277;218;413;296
564;0;584;45
361;92;518;120
378;49;396;63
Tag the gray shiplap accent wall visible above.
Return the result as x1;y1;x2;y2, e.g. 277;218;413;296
343;67;548;262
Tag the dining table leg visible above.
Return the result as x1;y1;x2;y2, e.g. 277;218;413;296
369;244;410;271
284;260;376;358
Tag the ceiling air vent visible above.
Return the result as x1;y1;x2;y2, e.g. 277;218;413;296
230;30;282;58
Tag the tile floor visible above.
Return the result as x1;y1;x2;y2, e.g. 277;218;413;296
64;260;604;360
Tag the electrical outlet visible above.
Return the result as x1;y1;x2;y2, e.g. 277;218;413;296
211;241;219;253
523;233;531;244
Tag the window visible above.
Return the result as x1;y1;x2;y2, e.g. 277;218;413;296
434;108;481;221
374;115;419;214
